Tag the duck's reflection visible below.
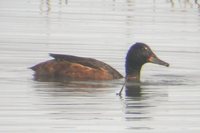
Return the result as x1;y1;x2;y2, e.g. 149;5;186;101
122;83;168;129
122;83;153;125
32;77;122;97
125;84;142;97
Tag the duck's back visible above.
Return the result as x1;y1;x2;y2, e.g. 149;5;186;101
30;54;123;81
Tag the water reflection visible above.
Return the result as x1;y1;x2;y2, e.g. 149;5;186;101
124;84;151;120
40;0;51;13
125;84;143;97
33;80;117;90
169;0;200;8
38;0;200;15
122;84;153;130
32;74;122;91
40;0;68;14
195;0;200;8
123;83;167;125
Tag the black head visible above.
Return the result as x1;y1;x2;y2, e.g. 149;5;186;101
125;42;169;81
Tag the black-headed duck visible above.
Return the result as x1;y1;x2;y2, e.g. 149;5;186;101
30;42;169;82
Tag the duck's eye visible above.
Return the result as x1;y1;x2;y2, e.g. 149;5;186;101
144;47;148;50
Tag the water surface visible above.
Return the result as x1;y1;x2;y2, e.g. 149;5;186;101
0;0;200;132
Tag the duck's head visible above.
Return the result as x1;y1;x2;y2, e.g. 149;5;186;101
125;42;169;82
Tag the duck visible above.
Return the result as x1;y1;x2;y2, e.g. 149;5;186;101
30;42;169;82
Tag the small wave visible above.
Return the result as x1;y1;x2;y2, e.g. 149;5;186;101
142;74;191;86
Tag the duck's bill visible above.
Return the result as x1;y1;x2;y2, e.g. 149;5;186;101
148;55;169;67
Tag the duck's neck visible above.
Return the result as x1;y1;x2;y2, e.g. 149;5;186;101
125;63;143;82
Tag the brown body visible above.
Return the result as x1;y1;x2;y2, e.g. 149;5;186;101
31;43;169;83
31;54;123;81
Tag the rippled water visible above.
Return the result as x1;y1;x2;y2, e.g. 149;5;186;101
0;0;200;132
